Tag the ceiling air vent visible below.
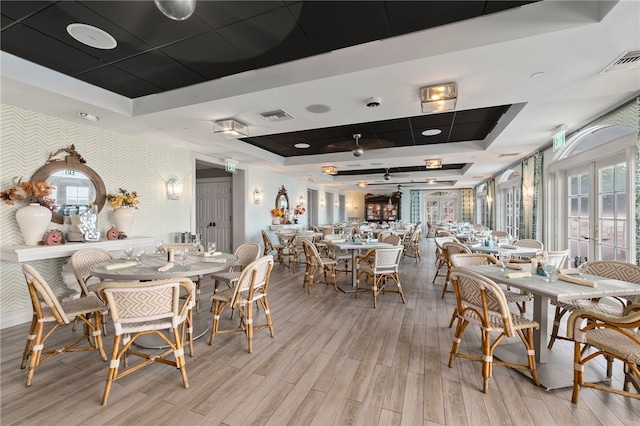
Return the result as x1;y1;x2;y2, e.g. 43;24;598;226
601;50;640;74
260;109;294;122
499;153;519;158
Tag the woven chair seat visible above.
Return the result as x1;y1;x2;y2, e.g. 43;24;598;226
461;308;539;333
585;328;640;364
118;318;176;333
211;288;234;303
211;271;241;285
552;299;623;315
38;295;106;322
505;290;532;305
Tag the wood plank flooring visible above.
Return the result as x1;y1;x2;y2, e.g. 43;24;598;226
2;239;639;425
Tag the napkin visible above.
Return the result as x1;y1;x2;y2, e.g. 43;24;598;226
558;274;598;287
203;251;222;257
104;261;137;270
559;268;579;275
503;271;532;279
505;263;525;270
331;239;346;243
158;262;174;272
499;244;518;250
203;257;227;263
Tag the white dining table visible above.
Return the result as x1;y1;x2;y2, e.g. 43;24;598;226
91;252;238;349
324;240;392;293
461;264;640;389
467;244;539;258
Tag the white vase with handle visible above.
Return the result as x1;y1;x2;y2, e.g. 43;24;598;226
16;203;52;245
113;207;135;234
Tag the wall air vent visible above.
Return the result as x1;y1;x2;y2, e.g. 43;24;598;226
601;50;640;74
260;109;294;122
499;153;519;157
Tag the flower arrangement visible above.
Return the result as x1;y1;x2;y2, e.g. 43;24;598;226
293;204;306;216
107;188;140;209
270;207;284;218
1;178;56;210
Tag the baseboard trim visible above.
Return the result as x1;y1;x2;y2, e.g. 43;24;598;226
1;308;32;329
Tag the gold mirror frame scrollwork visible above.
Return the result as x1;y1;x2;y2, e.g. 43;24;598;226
31;156;106;224
275;185;289;211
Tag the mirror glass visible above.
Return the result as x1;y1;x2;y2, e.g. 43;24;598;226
275;185;289;211
47;170;97;216
31;158;106;224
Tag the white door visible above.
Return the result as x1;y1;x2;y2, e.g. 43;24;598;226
196;179;232;252
566;153;629;264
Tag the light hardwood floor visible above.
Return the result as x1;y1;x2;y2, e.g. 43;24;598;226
2;239;639;425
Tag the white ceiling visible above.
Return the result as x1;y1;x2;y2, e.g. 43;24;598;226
2;0;639;192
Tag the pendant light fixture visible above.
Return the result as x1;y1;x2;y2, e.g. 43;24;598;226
154;0;196;21
352;133;363;157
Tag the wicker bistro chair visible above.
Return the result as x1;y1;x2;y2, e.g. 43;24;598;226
161;243;204;311
302;240;338;293
98;278;195;405
211;242;261;293
448;267;539;393
261;230;285;265
355;246;405;308
20;264;107;387
70;248;113;334
402;229;422;262
567;304;640;404
510;239;544;261
325;234;352;274
440;242;472;298
209;256;275;353
432;236;459;283
548;260;640;350
382;233;402;246
290;234;316;270
447;253;498;327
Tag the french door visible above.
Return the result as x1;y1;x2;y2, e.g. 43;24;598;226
566;154;629;264
424;194;457;223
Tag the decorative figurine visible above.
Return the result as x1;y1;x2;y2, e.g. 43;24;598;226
43;229;64;245
79;205;100;242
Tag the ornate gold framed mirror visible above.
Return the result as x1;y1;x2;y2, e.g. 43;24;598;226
31;146;106;224
275;185;289;211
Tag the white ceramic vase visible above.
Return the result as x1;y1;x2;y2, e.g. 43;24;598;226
16;203;52;245
113;207;135;234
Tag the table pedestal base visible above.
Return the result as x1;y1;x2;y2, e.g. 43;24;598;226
494;343;609;390
134;317;209;349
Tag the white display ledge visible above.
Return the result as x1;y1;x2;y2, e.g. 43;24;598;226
0;236;156;263
268;224;304;231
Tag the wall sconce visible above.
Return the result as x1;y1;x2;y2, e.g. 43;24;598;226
320;198;325;208
420;82;457;114
335;200;340;208
298;195;305;205
213;118;248;138
425;158;442;169
253;189;263;205
356;181;367;188
166;178;184;200
524;185;535;201
322;165;338;175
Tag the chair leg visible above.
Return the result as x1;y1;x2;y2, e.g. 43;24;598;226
172;326;189;389
21;316;38;369
448;308;458;328
571;341;583;404
102;334;121;405
481;329;492;393
246;301;254;353
547;306;567;349
441;267;452;299
25;320;46;386
209;300;227;345
448;319;469;367
262;296;275;338
394;272;406;304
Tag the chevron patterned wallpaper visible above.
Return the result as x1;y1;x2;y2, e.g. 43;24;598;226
0;104;191;325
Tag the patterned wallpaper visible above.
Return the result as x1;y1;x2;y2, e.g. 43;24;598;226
0;105;191;324
461;188;474;223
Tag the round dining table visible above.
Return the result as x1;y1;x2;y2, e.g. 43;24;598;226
91;252;238;349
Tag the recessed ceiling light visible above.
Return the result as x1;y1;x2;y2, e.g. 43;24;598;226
78;112;100;122
305;104;332;114
294;143;310;149
67;24;117;50
422;129;442;136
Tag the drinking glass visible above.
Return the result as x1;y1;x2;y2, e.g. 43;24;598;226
155;240;165;254
499;251;511;271
577;263;586;278
544;264;555;282
207;242;217;256
123;244;134;260
134;248;146;267
174;249;186;266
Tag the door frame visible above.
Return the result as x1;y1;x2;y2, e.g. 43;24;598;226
546;128;636;260
191;152;247;252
